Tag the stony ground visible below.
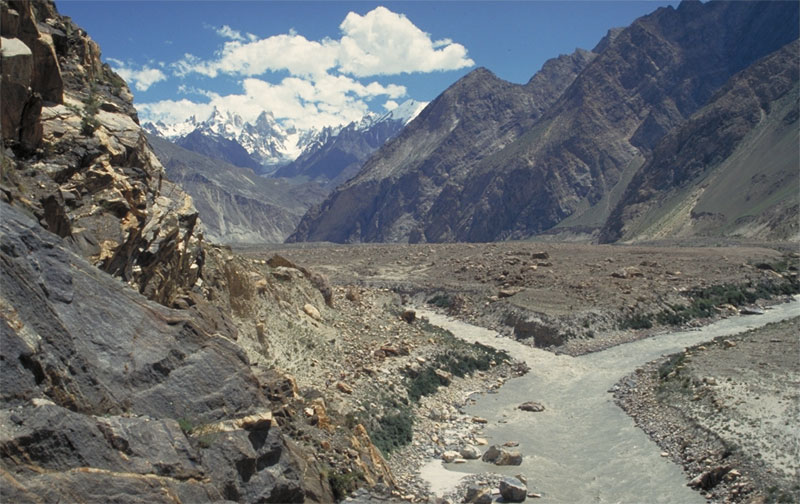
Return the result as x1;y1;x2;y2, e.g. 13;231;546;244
232;241;798;502
244;241;797;354
614;317;800;504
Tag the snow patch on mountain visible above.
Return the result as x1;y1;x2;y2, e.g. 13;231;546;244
143;99;428;167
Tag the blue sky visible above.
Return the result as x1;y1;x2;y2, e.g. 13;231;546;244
58;1;677;130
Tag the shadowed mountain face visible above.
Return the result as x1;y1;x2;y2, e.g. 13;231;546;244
175;129;262;171
288;1;799;244
273;117;408;190
288;49;596;243
148;134;325;244
600;40;800;243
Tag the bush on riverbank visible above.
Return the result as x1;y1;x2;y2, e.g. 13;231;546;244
619;273;799;330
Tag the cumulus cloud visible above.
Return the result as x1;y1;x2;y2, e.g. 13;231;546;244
174;6;472;79
136;98;215;124
337;7;473;76
138;6;470;130
139;75;406;130
174;34;339;78
108;59;167;92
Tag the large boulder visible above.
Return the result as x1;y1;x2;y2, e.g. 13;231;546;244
499;477;528;502
482;445;523;466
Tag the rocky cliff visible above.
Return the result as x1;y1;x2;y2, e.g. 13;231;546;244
289;0;799;244
600;40;800;242
0;201;334;502
1;0;201;306
1;2;398;501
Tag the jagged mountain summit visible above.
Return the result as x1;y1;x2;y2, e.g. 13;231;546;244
144;106;313;170
274;99;427;188
144;99;427;177
288;0;799;244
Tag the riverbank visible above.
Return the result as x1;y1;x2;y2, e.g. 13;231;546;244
388;299;799;503
614;315;800;504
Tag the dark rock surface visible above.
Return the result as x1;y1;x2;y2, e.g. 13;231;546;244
600;39;800;243
0;201;333;503
499;477;528;502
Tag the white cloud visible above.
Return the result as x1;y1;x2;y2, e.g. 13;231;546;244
337;6;474;76
174;33;339;78
109;61;167;92
139;74;406;130
136;98;215;124
138;6;470;130
173;6;472;80
216;24;245;41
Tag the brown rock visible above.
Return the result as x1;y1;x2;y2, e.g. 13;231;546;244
336;381;353;394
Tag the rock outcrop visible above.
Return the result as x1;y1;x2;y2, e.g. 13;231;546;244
1;0;201;307
0;201;334;503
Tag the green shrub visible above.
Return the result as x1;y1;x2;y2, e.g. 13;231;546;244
369;407;413;455
329;470;362;501
658;353;686;380
177;417;194;434
619;313;653;330
427;293;452;308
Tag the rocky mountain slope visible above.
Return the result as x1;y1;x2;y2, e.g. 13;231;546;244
289;0;799;244
0;2;404;501
148;134;325;243
1;0;201;306
288;48;596;243
175;128;262;171
600;40;799;243
0;202;335;502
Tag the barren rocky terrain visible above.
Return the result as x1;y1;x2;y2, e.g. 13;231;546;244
248;240;798;353
615;316;800;504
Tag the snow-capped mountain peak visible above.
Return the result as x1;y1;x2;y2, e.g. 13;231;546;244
143;99;428;169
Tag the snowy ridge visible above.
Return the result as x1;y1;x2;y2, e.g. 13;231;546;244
143;98;428;167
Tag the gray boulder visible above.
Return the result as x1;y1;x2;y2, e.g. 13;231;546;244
499;477;527;502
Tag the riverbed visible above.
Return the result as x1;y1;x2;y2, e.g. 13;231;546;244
415;298;800;503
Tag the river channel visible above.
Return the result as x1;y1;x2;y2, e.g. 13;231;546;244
415;298;799;503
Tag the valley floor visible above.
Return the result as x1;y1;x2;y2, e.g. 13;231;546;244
234;241;798;502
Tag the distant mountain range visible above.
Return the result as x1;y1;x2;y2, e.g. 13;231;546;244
143;99;426;177
144;100;426;243
288;0;799;244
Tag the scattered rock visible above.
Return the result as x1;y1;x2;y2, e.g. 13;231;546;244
436;369;453;385
688;466;731;490
518;401;545;412
499;477;527;502
303;303;321;320
464;484;493;504
460;445;481;460
442;451;460;463
482;445;522;466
